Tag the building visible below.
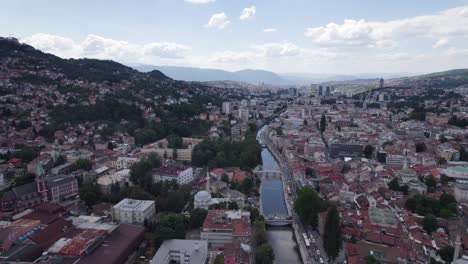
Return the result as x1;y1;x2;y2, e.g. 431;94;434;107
141;138;202;162
46;174;79;203
112;198;156;225
97;169;131;195
150;239;208;264
152;165;194;185
397;168;418;184
318;85;323;96
238;108;249;121
379;78;384;89
454;183;468;202
440;166;468;180
386;154;405;166
194;190;245;210
222;102;231;115
288;87;298;97
0;164;78;215
194;191;213;210
329;140;363;159
325;86;331;96
110;157;139;170
201;210;251;248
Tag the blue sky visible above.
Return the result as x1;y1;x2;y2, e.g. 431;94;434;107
2;0;468;74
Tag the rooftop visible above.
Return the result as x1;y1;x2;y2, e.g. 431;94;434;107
368;207;398;227
150;239;208;264
113;198;155;212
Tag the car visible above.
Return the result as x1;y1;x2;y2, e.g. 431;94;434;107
319;257;324;263
316;249;320;254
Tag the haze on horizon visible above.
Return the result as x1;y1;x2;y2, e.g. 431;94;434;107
1;0;468;75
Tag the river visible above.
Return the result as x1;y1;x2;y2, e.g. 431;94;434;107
258;128;302;264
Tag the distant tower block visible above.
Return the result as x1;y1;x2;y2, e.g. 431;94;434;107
379;78;384;89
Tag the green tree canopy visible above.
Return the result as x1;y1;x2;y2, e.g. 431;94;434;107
324;205;341;259
422;214;438;233
294;187;326;227
256;243;275;264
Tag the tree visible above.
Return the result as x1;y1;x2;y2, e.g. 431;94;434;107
438;245;454;262
460;147;468;162
365;255;381;264
320;114;326;133
422;214;438;233
54;155;66;167
425;175;437;191
305;167;316;177
107;141;114;150
388;178;400;191
341;163;351;173
256;243;275;264
324;205;341;259
79;183;101;207
221;174;229;183
415;142;427;153
254;220;267;245
294;187;324;227
364;145;374;159
303;119;308;126
189;208;208;229
167;134;183;149
214;255;224;264
441;174;449;186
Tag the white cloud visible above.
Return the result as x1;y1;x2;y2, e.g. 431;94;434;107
433;38;449;49
304;5;468;48
22;33;80;58
206;12;230;29
209;50;253;64
254;42;300;57
185;0;215;3
240;6;256;21
21;33;191;64
263;28;277;33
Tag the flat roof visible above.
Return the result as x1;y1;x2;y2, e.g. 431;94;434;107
113;198;154;212
150;239;208;264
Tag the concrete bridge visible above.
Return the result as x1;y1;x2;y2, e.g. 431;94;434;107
264;215;293;226
256;170;282;179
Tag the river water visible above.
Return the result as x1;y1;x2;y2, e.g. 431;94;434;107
258;128;302;264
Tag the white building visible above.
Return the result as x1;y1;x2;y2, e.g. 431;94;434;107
454;183;468;202
194;191;212;210
386;154;405;166
152;165;194;185
112;198;156;225
97;169;131;194
222;102;231;115
150;239;208;264
194;190;245;210
110;157;139;170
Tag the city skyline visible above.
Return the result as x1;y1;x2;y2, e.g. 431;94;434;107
1;0;468;74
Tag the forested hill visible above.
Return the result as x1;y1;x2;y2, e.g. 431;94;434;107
0;37;169;83
0;37;246;146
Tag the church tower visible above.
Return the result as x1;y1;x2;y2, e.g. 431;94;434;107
36;163;49;202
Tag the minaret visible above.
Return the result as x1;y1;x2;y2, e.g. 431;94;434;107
453;221;462;263
403;157;409;169
205;167;211;193
36;163;49;202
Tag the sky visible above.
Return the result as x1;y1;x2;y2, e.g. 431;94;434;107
1;0;468;75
